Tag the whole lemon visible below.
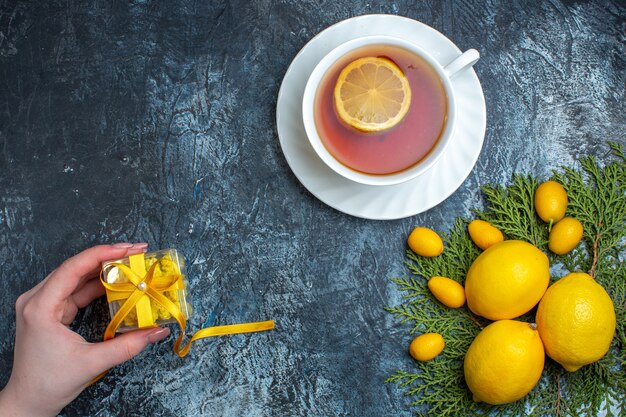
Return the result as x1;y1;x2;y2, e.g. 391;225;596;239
407;227;443;257
468;219;504;250
548;217;584;255
465;240;550;320
534;180;568;224
409;333;445;361
536;272;616;372
428;276;466;308
464;320;545;405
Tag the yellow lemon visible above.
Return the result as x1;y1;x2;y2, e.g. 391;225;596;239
534;180;568;224
334;57;412;132
428;276;466;308
467;219;504;250
536;272;616;372
548;217;584;255
409;333;445;361
464;320;545;405
465;240;550;320
407;227;443;257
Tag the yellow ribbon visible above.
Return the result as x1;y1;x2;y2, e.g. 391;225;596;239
93;253;274;383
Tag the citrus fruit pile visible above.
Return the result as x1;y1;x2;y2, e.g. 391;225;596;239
404;180;617;405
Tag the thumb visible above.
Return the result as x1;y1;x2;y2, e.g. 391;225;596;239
89;327;171;373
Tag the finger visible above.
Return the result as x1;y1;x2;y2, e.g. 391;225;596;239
71;279;106;309
61;299;79;325
79;245;150;282
42;243;148;302
18;244;147;308
67;243;150;282
86;327;171;374
60;278;105;324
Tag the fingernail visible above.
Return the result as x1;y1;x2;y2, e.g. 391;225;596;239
147;327;170;344
113;242;134;248
133;242;149;249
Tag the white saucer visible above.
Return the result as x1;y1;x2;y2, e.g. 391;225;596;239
276;14;486;220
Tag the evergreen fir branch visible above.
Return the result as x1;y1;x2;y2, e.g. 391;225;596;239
390;277;426;300
478;175;544;246
559;358;621;416
524;364;560;417
385;369;420;387
387;142;625;416
553;245;589;276
554;147;626;279
608;141;625;161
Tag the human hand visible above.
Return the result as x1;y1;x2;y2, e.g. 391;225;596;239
0;243;171;417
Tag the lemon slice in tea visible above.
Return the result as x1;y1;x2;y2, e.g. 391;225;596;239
333;56;412;132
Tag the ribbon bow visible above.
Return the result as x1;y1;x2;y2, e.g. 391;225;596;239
94;253;274;382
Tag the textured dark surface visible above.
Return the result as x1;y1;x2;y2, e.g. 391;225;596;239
0;1;624;416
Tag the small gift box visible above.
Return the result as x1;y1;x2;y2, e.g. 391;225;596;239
92;247;274;384
101;249;191;332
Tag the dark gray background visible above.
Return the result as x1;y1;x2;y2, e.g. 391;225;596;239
0;1;624;416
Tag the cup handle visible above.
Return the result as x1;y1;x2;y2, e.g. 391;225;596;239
444;49;480;79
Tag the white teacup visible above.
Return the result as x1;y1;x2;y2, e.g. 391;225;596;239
302;35;479;186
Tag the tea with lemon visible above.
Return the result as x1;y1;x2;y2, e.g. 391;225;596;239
314;44;447;175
